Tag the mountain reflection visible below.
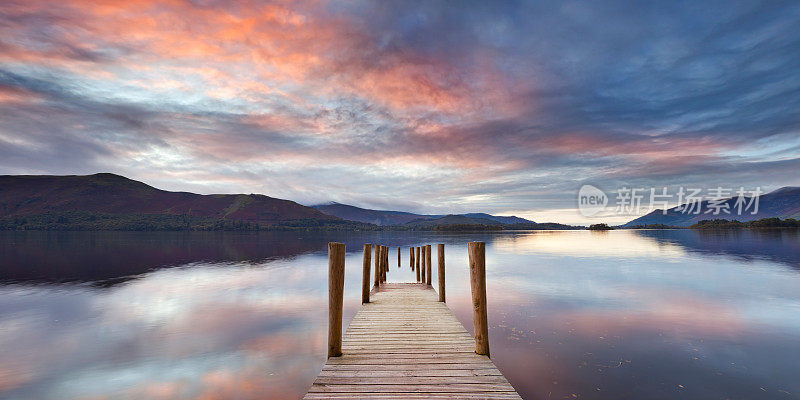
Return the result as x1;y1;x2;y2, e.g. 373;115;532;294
634;229;800;269
1;230;799;400
0;232;330;284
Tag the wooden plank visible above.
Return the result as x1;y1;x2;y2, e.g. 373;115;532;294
317;369;504;377
307;383;517;393
303;283;521;399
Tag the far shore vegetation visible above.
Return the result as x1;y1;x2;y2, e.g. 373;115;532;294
625;217;800;230
690;218;800;229
0;211;578;232
2;212;798;232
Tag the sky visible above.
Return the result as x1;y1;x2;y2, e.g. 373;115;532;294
1;0;799;224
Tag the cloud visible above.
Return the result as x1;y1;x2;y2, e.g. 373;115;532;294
1;0;799;220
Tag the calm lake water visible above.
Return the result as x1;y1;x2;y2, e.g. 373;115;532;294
1;230;799;399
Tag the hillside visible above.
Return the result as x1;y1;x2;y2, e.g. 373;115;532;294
312;202;432;225
404;214;502;228
312;203;534;226
623;187;800;227
0;173;340;230
461;213;533;224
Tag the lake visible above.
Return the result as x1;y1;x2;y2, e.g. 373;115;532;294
1;230;799;399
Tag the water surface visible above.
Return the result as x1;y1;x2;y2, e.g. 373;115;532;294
1;230;798;399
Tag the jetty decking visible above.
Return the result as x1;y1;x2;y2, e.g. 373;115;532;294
304;242;521;399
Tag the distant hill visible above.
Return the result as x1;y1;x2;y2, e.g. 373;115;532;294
623;186;800;227
401;215;580;231
312;202;433;225
311;202;534;226
461;213;533;224
0;173;557;231
404;214;503;228
0;173;341;230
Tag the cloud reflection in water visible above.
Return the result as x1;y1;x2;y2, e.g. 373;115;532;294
1;230;799;399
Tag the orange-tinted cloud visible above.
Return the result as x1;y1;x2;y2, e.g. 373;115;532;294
1;0;798;215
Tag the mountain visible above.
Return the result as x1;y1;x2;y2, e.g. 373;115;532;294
461;213;533;224
311;202;534;226
623;186;800;227
312;202;433;226
0;173;339;229
404;214;503;228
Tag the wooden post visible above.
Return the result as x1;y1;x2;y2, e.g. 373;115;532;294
379;246;385;283
362;244;372;303
374;244;380;286
381;246;389;283
415;247;421;282
422;246;428;283
328;242;345;357
468;241;489;357
410;247;414;270
397;246;401;268
420;246;425;283
420;245;425;282
437;243;445;302
383;246;388;281
426;244;432;286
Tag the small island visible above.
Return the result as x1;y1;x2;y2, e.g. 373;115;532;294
588;223;614;230
691;218;800;229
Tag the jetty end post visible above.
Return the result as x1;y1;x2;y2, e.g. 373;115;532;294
362;244;372;303
426;244;432;286
437;243;445;302
374;244;381;287
328;242;346;357
383;245;388;280
468;241;489;357
397;246;401;267
383;245;388;281
416;247;421;282
419;246;423;280
379;245;385;283
410;247;414;270
421;246;426;283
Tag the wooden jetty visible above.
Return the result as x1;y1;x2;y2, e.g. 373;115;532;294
304;242;522;399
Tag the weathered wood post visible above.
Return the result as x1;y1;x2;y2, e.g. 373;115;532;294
426;244;432;285
383;245;388;281
397;246;401;267
437;243;445;302
328;242;345;357
362;244;372;303
415;247;421;282
374;244;381;286
468;241;489;357
379;245;385;283
420;246;425;283
383;245;388;280
410;247;414;270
